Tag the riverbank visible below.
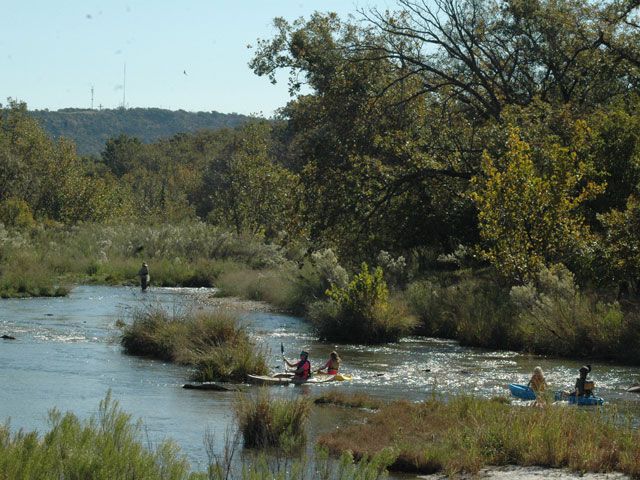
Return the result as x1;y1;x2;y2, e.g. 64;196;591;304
317;395;640;477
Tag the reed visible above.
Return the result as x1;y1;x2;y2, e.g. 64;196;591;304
234;389;311;452
120;307;267;381
318;396;640;476
0;392;196;480
313;391;383;410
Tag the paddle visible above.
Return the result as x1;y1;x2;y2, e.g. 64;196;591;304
280;342;286;371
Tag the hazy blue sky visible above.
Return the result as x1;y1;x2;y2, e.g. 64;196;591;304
1;1;395;116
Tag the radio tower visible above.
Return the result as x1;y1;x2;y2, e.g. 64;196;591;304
91;85;94;109
122;63;127;109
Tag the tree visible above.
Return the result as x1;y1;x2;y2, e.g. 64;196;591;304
202;121;302;239
471;126;604;283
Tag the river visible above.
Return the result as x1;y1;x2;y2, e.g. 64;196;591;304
1;285;639;473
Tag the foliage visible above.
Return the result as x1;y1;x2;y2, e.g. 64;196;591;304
510;264;634;361
30;107;250;155
203;121;303;239
471;127;604;283
312;263;417;343
318;395;640;476
234;389;311;452
120;307;268;382
0;392;197;480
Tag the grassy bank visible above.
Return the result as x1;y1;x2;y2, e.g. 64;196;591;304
318;395;640;476
406;265;640;364
0;222;285;297
0;392;197;480
0;393;390;480
120;307;268;382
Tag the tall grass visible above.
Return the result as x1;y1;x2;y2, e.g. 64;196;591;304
120;307;268;382
405;267;640;363
234;389;311;453
0;392;390;480
0;392;197;480
318;396;640;476
0;222;288;296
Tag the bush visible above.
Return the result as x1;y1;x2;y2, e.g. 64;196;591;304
120;307;268;381
0;198;35;229
510;264;629;359
0;392;196;480
234;389;311;452
311;263;417;344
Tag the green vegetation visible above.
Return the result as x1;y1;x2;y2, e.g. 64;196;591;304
234;389;311;452
0;392;197;480
120;307;268;382
0;393;390;480
310;263;417;344
30;107;250;155
313;391;383;410
318;396;640;476
4;0;640;354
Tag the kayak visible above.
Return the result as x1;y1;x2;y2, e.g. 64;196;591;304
554;392;604;405
316;372;352;382
246;374;338;385
508;384;537;400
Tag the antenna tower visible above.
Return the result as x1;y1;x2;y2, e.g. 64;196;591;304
122;63;127;109
91;85;94;109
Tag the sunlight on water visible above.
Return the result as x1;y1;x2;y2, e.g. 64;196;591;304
1;285;639;469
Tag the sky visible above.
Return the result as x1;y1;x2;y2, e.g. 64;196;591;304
1;1;395;116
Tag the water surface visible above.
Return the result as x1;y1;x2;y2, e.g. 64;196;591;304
1;285;639;471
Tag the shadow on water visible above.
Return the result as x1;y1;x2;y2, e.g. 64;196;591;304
1;285;639;471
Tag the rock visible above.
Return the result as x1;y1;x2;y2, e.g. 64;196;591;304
1;335;16;340
627;384;640;393
182;382;241;392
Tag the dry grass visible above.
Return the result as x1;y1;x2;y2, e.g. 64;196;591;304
313;391;383;410
120;307;268;381
318;396;640;476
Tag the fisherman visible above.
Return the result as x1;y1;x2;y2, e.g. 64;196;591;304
138;262;150;292
316;351;341;375
283;350;311;382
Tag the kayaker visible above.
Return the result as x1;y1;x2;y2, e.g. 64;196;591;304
561;364;593;399
527;366;547;406
316;351;341;375
572;365;592;397
283;351;311;382
138;262;150;292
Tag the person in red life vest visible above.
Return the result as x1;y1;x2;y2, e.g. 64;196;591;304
283;351;311;382
316;351;341;375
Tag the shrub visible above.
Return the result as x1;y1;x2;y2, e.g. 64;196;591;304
510;264;628;359
0;392;195;480
234;389;311;452
0;198;35;229
312;263;417;344
120;307;267;381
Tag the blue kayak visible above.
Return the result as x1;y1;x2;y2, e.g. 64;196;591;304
509;383;537;400
554;391;604;406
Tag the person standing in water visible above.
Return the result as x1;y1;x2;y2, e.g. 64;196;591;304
138;262;150;292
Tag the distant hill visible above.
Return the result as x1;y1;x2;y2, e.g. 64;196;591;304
29;107;252;155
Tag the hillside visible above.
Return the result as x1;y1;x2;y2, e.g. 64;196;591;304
29;107;251;155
